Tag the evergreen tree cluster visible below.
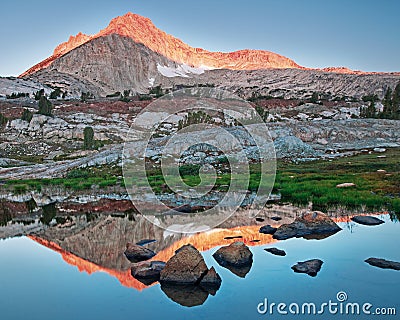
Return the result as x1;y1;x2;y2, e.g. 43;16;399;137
382;82;400;119
360;81;400;120
178;111;213;130
6;92;29;99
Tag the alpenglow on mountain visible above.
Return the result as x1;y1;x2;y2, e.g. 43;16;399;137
22;12;304;77
19;12;399;98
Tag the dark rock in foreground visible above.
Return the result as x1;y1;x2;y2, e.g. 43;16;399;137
264;247;286;256
292;259;323;277
351;216;385;226
273;211;341;240
160;244;208;284
259;225;277;235
159;244;222;306
213;242;253;267
124;242;156;263
131;261;165;284
160;244;222;289
365;258;400;271
199;266;222;290
213;242;253;277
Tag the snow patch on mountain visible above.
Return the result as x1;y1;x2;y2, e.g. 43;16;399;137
157;63;206;78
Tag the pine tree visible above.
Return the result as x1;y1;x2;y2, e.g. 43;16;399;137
21;109;33;122
0;113;8;127
38;96;52;116
382;88;392;115
34;89;45;100
83;126;94;150
392;82;400;119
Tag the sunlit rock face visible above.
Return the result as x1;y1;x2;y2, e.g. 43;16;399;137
19;12;400;98
21;12;302;79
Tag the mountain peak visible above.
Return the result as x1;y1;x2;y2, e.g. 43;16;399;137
53;32;91;56
21;12;364;78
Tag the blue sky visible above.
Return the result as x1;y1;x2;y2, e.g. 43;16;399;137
0;0;399;76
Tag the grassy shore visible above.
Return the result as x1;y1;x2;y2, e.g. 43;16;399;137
2;148;399;215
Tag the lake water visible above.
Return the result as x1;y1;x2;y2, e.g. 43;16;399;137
0;214;399;320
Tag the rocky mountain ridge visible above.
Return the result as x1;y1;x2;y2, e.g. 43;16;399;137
21;12;303;77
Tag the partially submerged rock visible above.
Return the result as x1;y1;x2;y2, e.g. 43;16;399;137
264;247;286;256
259;225;277;235
124;242;156;263
351;215;385;226
365;258;400;271
160;244;221;288
160;244;208;284
224;236;243;240
131;261;166;284
199;267;222;288
136;239;157;246
159;244;222;306
213;242;253;267
292;259;323;277
273;211;341;240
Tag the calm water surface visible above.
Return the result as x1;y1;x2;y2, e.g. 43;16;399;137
0;214;399;320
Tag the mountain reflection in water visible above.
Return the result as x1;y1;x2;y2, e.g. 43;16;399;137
1;201;391;308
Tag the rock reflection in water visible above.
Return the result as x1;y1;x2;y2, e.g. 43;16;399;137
160;283;218;307
219;263;252;278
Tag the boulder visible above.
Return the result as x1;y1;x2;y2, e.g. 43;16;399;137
264;247;286;256
274;135;319;159
336;182;356;188
351;216;385;226
213;242;253;267
273;211;341;240
160;244;215;285
292;259;323;277
365;258;400;271
259;225;277;235
199;267;222;288
131;261;165;280
124;242;156;263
